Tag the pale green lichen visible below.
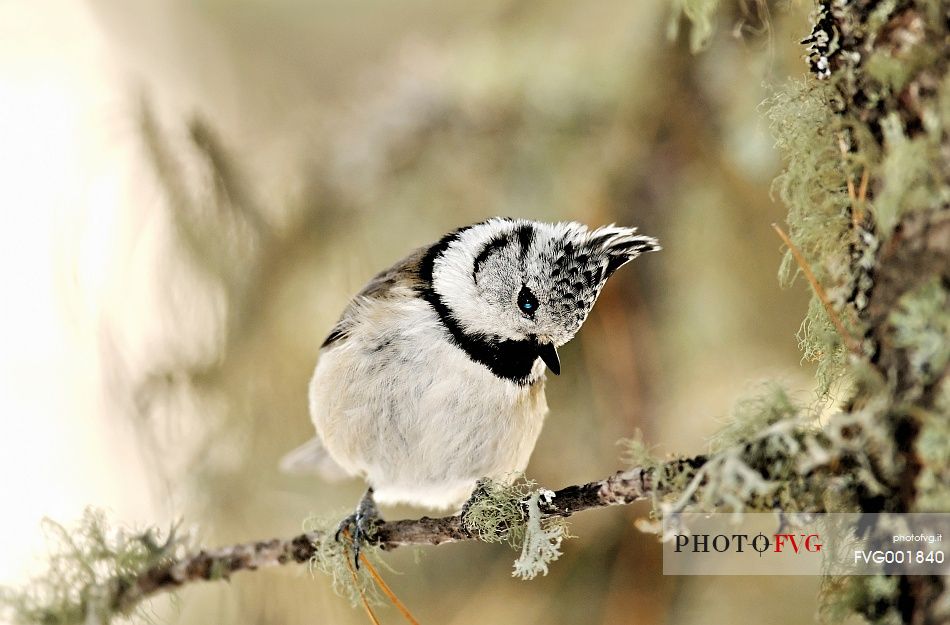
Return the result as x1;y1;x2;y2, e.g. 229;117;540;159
864;47;939;95
462;477;571;580
646;383;900;518
617;428;660;469
618;429;670;519
875;114;938;234
818;575;902;625
768;80;852;290
664;449;776;514
767;80;856;394
0;509;189;625
707;383;800;454
638;459;701;526
511;491;569;580
809;400;895;498
865;51;910;93
939;71;950;130
649;384;839;516
894;277;950;513
797;296;850;397
915;405;950;512
889;278;950;387
462;476;538;547
303;515;384;607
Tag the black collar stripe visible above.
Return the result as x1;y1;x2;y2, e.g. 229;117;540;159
419;226;541;385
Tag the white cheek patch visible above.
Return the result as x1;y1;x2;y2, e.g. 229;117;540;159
434;226;523;340
430;218;659;347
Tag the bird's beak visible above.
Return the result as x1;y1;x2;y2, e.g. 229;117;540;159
537;341;561;375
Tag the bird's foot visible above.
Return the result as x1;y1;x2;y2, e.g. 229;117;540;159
335;488;383;569
460;478;492;529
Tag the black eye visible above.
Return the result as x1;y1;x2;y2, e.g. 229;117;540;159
517;286;538;317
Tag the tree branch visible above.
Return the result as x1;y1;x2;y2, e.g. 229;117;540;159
112;461;698;615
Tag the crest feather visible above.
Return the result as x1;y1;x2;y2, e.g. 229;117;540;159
585;225;661;276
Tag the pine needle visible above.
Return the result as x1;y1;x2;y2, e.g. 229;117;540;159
339;528;422;625
772;223;861;354
341;536;382;625
358;553;422;625
855;168;869;225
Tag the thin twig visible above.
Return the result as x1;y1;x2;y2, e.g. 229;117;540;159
111;462;696;616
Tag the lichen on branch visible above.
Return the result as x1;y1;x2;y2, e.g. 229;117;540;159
0;509;190;625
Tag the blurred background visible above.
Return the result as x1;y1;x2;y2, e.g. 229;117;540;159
0;0;828;623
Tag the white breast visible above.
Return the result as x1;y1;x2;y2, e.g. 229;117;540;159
309;294;548;510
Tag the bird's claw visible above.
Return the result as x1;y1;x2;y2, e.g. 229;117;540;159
460;478;492;529
335;488;382;569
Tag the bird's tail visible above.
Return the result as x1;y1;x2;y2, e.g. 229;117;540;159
279;437;350;481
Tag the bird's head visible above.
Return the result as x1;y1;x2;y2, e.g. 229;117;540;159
423;218;660;376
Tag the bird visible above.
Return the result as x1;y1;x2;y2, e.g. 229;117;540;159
282;217;659;553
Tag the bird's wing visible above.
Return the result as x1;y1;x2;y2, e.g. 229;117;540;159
283;246;431;478
320;244;429;349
